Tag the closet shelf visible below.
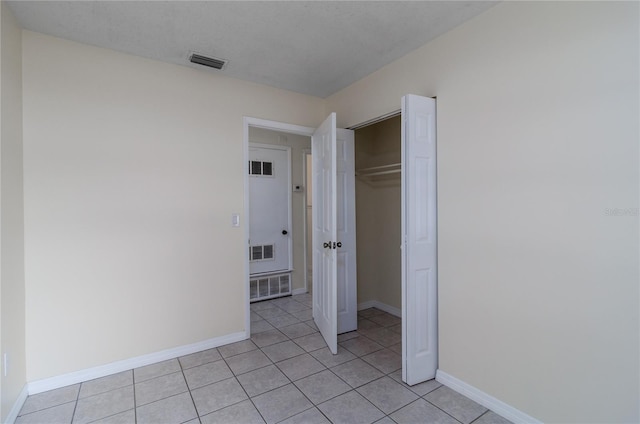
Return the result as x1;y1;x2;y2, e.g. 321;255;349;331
355;163;401;177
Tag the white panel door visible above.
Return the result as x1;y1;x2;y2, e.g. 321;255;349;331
312;113;338;354
249;146;291;275
336;128;357;334
401;95;438;385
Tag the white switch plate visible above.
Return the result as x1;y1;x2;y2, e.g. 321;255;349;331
232;213;240;227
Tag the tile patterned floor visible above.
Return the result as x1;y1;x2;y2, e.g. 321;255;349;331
16;294;513;424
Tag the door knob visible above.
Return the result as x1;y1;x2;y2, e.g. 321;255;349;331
282;230;288;235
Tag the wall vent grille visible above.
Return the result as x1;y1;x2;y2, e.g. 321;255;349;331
250;244;274;261
248;161;273;176
250;272;291;302
189;53;227;70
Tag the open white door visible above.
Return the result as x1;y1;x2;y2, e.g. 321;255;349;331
401;95;438;385
312;113;339;354
336;128;357;334
312;115;357;353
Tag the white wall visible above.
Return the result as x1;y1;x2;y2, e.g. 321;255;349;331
0;1;26;420
248;127;311;293
327;2;639;423
22;31;324;381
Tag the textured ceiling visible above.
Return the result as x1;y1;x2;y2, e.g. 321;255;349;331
7;1;497;98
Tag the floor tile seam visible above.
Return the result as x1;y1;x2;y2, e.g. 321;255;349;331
359;354;398;375
294;345;327;355
82;407;135;424
292;377;352;407
355;380;421;417
468;410;494;424
264;348;310;365
180;358;209;421
414;382;441;397
325;362;378;391
224;349;275;377
77;381;134;401
256;311;289;320
232;366;282;424
283;367;329;384
318;388;387;421
134;385;191;408
338;334;384;356
185;374;240;396
17;399;78;420
69;382;82;424
197;397;266;424
134;368;188;387
421;395;470;424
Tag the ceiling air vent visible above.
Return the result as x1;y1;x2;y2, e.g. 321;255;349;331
189;53;227;70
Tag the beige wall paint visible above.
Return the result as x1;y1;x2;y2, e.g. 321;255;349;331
0;1;26;420
328;2;639;422
248;127;311;293
354;116;401;310
22;31;324;381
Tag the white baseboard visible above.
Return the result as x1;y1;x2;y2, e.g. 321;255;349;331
28;331;246;395
358;300;401;318
436;370;542;424
292;288;307;296
5;384;28;424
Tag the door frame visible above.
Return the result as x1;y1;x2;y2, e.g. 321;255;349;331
302;149;312;294
248;142;293;277
243;117;315;336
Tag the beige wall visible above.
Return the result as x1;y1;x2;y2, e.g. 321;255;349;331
328;2;639;422
354;116;402;310
22;31;324;381
248;127;310;293
0;2;26;421
10;2;640;422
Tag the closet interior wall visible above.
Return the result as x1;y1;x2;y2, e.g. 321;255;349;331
354;116;402;312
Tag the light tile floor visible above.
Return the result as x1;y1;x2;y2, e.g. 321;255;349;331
17;294;513;424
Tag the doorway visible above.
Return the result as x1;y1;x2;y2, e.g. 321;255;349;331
243;94;437;385
353;115;403;317
246;125;311;304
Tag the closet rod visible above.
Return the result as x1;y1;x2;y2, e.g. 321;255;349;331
356;163;401;177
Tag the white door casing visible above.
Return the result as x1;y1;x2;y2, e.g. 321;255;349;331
401;95;438;385
249;145;291;275
312;113;338;354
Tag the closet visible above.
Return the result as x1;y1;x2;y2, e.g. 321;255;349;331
354;115;402;315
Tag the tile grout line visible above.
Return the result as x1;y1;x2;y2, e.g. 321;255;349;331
179;354;205;423
70;381;81;423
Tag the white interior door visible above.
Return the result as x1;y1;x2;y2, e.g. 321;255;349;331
401;95;438;385
249;145;291;275
336;128;357;334
312;113;338;353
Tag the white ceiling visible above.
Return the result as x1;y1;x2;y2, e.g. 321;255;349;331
7;1;497;98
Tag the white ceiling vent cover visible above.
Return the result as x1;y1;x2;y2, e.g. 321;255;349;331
189;53;227;70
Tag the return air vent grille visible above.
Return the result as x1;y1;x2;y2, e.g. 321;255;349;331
249;272;291;302
189;53;227;70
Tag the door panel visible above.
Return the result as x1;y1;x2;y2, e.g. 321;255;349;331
402;95;438;385
249;146;290;275
336;128;357;334
312;113;338;354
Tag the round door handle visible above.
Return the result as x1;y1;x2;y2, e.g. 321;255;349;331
282;230;288;235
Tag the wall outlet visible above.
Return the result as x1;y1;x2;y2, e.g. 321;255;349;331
3;353;7;377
